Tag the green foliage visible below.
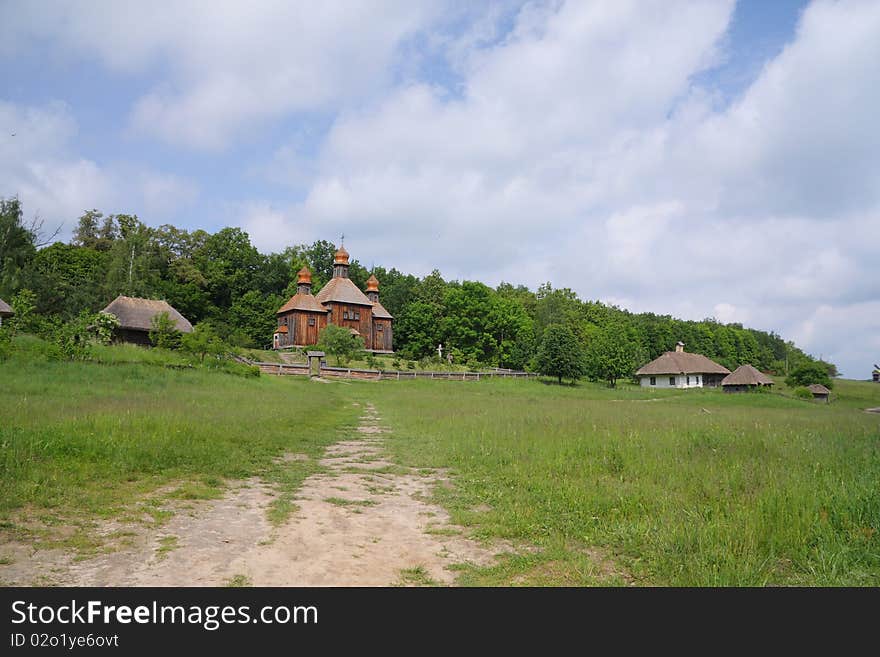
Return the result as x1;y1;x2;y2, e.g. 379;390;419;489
0;197;37;297
149;311;182;350
7;288;38;337
793;386;814;400
181;322;226;363
55;311;96;361
317;323;365;366
92;311;120;345
0;196;834;381
786;362;834;390
536;324;586;384
585;323;643;387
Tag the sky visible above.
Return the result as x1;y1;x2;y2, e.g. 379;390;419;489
1;0;878;378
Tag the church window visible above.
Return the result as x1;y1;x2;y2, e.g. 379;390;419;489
308;317;315;327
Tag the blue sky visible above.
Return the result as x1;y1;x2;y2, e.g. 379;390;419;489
1;0;878;378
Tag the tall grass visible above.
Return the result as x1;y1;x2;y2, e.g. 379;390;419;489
0;346;359;522
368;378;880;585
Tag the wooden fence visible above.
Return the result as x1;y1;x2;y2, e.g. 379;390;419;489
242;357;537;382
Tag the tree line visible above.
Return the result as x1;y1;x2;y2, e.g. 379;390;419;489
0;197;835;381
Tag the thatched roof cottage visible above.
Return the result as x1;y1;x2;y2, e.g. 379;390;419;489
807;383;831;403
635;341;730;389
101;295;193;346
721;364;774;392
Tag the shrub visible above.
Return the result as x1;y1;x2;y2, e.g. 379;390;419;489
786;362;833;390
317;323;365;366
149;312;182;350
793;386;814;400
406;360;415;370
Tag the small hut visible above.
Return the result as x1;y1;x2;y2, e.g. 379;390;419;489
0;298;13;327
872;364;879;383
101;295;193;346
721;364;774;393
807;383;831;403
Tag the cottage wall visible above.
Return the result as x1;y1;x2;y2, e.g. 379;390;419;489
640;374;705;389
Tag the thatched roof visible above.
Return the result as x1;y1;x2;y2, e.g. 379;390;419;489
277;292;328;314
314;277;373;306
722;364;774;386
808;383;831;395
371;301;393;319
0;298;13;317
101;296;193;333
636;351;730;376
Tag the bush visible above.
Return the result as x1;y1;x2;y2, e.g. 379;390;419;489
793;386;813;400
149;312;182;350
785;362;833;390
317;324;365;366
406;360;415;370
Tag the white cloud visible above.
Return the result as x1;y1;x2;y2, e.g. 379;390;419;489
1;1;442;150
242;0;879;377
3;0;878;377
0;101;198;240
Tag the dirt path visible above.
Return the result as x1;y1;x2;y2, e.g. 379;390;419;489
1;402;502;586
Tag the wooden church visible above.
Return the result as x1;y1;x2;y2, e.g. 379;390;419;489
274;245;393;353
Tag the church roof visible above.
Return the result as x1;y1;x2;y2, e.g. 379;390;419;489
277;292;327;314
636;351;730;376
101;296;193;333
371;301;393;319
314;276;373;306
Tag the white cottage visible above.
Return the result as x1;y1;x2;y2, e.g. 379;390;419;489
635;342;730;389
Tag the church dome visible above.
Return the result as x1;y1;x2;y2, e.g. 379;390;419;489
334;245;350;265
366;274;379;292
297;267;312;284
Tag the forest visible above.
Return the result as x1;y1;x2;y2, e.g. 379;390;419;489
0;196;833;377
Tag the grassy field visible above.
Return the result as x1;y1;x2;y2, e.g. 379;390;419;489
0;338;360;552
367;377;880;586
2;339;878;585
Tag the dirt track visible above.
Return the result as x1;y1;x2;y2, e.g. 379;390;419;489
1;403;502;586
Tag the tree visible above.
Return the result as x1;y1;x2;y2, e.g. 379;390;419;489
317;323;365;366
0;197;37;297
7;289;37;337
786;362;834;390
181;322;225;363
585;324;642;387
149;312;182;349
536;324;585;384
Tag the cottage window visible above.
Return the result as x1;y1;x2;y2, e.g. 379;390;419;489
687;375;690;385
354;311;360;320
669;377;675;386
308;317;315;327
343;311;349;320
649;376;656;386
696;375;701;385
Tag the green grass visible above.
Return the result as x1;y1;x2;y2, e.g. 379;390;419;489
0;339;360;546
366;377;880;586
396;565;440;587
224;573;252;587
